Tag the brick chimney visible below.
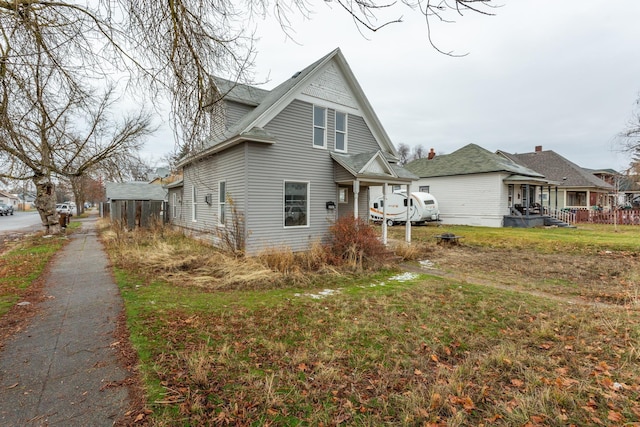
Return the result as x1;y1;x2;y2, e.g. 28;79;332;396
428;148;436;160
535;145;543;152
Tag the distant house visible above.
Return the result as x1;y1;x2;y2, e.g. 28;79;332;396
498;146;613;210
0;191;19;207
588;168;640;208
404;144;550;227
105;182;168;228
168;48;417;254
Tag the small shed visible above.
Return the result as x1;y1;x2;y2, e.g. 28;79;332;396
104;182;168;228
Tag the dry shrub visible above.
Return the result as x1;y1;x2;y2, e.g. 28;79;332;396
391;240;434;261
325;216;389;270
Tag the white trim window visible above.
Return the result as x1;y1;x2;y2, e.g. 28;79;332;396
335;111;347;152
218;180;226;226
191;185;198;222
172;193;178;219
338;187;348;204
284;181;309;227
313;105;326;148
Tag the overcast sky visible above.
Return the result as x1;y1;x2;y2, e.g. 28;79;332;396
144;0;640;172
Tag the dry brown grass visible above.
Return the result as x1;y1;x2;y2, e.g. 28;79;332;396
102;224;282;291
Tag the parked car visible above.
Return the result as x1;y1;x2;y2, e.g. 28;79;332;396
56;203;73;216
0;203;14;216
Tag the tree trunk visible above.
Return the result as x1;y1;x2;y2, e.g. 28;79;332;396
33;175;61;235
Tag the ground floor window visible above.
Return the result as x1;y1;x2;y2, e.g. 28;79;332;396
567;191;587;206
218;181;226;226
284;181;308;227
338;187;348;204
191;185;198;222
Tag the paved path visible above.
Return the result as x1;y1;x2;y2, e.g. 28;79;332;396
0;217;129;426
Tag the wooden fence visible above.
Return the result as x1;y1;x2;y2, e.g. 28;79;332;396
101;200;167;228
575;209;640;225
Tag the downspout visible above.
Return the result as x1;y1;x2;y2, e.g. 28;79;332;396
405;183;411;244
382;183;388;245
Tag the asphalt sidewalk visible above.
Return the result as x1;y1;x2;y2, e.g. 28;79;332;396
0;215;129;426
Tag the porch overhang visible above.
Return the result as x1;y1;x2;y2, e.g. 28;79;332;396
331;151;418;186
503;175;559;186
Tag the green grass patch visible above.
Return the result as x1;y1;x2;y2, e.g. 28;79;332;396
104;223;640;425
0;235;66;316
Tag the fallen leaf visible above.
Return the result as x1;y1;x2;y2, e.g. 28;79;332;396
607;410;623;422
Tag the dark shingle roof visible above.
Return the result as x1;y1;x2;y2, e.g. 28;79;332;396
405;144;544;178
499;150;612;190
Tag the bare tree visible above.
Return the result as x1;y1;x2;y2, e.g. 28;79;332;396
396;142;411;166
0;47;152;233
620;95;640;173
412;144;427;160
1;1;494;149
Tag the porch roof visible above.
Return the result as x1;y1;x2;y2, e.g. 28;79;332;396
503;175;559;185
331;151;418;186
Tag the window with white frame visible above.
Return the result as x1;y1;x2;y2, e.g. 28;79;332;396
172;193;177;218
313;105;326;148
338;187;348;204
335;111;347;152
218;181;226;226
284;181;308;227
419;185;430;193
191;185;197;222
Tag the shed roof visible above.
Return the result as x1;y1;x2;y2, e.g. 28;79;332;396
498;149;613;190
405;144;544;178
106;182;167;201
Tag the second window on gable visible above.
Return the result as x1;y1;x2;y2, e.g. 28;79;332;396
335;111;347;152
313;105;326;148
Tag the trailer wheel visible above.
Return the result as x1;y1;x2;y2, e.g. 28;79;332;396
386;219;394;227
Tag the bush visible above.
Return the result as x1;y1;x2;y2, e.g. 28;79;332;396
325;216;388;270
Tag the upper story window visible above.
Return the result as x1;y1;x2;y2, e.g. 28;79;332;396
313;105;326;149
335;111;347;152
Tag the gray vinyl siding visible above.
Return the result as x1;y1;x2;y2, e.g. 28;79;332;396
179;144;248;238
175;97;391;254
244;100;339;254
225;100;255;128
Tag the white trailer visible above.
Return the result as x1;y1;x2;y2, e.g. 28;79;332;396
369;191;440;226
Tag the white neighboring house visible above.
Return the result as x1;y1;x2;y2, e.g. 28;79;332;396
0;191;20;208
404;144;550;227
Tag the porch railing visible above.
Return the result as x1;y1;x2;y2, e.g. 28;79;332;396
546;208;576;225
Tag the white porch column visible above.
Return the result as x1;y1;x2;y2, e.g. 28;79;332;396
382;183;388;245
405;183;412;244
353;180;360;218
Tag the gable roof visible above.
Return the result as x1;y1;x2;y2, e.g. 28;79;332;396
181;48;398;165
498;149;613;190
106;182;168;201
405;144;545;179
331;151;417;183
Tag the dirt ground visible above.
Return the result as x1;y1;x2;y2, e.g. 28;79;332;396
420;244;640;307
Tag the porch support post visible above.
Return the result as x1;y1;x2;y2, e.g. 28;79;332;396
353;180;360;219
525;184;530;217
555;186;558;210
382;183;388;245
405;183;412;244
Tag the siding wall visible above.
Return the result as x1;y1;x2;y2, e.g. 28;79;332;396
178;98;385;254
416;173;510;227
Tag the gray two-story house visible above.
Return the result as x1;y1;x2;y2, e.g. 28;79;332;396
167;48;417;255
